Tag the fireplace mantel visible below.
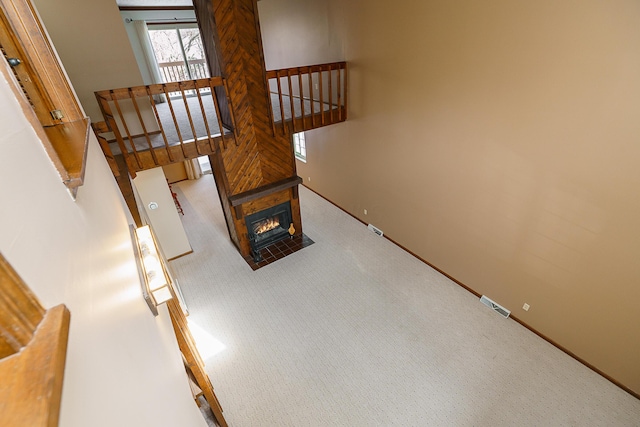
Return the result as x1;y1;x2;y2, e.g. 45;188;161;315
228;176;302;217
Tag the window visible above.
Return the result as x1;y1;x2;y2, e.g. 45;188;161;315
147;24;209;82
293;132;306;162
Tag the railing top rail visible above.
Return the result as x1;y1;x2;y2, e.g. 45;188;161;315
265;61;347;78
95;77;224;101
158;58;207;67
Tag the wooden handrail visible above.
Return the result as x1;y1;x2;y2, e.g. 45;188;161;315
0;254;71;427
0;305;71;427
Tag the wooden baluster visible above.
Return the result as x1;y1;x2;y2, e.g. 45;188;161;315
95;91;138;173
287;70;296;133
276;70;287;134
319;67;325;126
112;95;142;169
146;86;175;163
328;64;334;124
266;74;277;136
129;89;159;165
309;69;316;128
180;81;202;156
337;65;342;122
91;122;119;177
343;63;348;120
298;69;305;131
195;81;216;154
163;85;188;159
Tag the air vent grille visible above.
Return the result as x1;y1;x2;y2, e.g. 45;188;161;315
479;295;511;318
367;224;383;237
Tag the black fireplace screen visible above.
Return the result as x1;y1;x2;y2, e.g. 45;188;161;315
245;202;292;253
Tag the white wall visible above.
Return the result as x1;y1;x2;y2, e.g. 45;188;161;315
133;167;192;260
32;0;146;124
0;65;206;426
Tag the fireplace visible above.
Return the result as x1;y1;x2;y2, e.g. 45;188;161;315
245;201;293;261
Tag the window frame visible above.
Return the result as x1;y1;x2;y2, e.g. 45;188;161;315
293;131;306;163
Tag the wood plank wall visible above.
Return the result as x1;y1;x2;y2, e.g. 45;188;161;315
193;0;233;129
209;0;301;257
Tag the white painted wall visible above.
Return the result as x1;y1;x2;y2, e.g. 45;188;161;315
0;65;206;426
133;167;192;260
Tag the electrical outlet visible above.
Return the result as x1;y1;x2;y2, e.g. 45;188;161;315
314;83;318;90
364;209;368;215
522;303;530;311
308;176;311;181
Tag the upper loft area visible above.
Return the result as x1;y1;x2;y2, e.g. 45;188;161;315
93;0;348;177
94;61;347;177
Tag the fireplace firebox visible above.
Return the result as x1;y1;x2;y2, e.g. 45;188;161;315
245;202;293;261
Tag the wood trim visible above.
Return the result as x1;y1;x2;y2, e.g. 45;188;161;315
0;253;45;358
167;299;228;426
118;6;195;11
300;184;640;400
44;118;91;191
0;0;83;122
1;0;88;195
167;250;194;262
0;304;71;427
0;253;71;427
229;176;302;207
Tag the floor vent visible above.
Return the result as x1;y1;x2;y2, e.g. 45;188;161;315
367;224;384;237
479;295;511;318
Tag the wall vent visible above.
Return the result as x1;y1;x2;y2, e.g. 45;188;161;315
367;224;384;237
479;295;511;318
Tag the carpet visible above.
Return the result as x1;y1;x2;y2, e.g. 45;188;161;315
169;176;640;426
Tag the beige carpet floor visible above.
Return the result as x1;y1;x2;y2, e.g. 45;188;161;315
170;175;640;426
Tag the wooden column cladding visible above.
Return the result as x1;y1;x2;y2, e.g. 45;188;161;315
208;0;302;258
193;0;233;130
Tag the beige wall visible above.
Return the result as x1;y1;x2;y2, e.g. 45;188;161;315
0;66;206;425
259;0;640;393
33;0;145;122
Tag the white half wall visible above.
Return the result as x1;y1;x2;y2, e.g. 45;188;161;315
133;167;192;260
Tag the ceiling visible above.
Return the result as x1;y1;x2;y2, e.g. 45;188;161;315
116;0;193;7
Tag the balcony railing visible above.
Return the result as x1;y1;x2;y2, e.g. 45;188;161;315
266;61;347;135
94;77;236;176
158;58;209;82
93;61;347;176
